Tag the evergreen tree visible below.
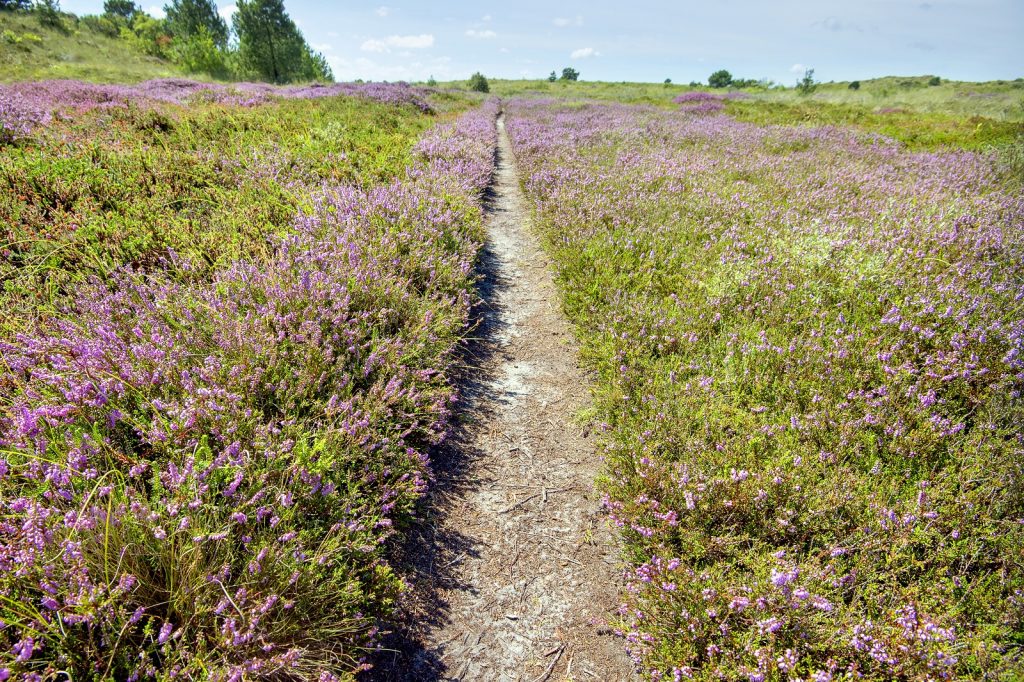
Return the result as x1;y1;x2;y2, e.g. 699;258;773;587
164;0;228;48
103;0;138;20
233;0;328;83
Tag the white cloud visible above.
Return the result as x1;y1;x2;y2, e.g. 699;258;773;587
217;4;236;20
570;47;600;59
465;29;497;39
553;15;583;27
790;63;807;73
327;54;455;82
361;34;435;53
481;14;492;22
146;5;166;18
375;6;391;17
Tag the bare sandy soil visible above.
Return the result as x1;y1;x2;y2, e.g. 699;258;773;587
365;113;636;681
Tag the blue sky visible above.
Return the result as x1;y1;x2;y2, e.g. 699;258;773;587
60;0;1023;83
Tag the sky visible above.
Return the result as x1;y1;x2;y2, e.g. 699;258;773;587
59;0;1024;84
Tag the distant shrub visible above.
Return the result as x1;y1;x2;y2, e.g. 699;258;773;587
468;71;489;92
664;78;671;86
708;69;732;88
849;80;861;90
929;75;942;86
426;74;437;86
548;70;557;82
561;67;579;81
797;67;816;94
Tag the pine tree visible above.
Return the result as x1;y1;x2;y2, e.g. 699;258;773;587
233;0;328;83
164;0;228;48
103;0;138;20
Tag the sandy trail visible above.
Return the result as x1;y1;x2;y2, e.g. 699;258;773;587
367;113;636;681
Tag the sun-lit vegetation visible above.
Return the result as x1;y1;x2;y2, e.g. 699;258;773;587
506;98;1023;680
0;78;497;680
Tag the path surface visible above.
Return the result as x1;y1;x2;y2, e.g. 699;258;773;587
368;114;636;681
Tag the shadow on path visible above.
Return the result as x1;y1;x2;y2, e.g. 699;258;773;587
362;131;509;682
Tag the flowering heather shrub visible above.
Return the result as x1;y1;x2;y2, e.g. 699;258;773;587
673;92;722;103
0;88;49;143
0;79;434;136
0;87;453;343
506;99;1024;680
672;92;748;115
0;98;497;679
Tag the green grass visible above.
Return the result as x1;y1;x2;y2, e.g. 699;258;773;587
0;9;183;83
767;75;1024;121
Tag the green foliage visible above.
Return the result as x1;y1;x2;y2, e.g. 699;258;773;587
103;0;138;19
302;45;333;82
467;71;489;92
233;0;328;83
708;69;732;88
797;67;816;94
164;0;227;48
561;66;579;81
123;11;173;57
663;78;671;86
81;11;122;36
0;0;32;8
549;70;557;82
929;75;942;86
849;80;861;90
172;25;229;77
33;0;66;33
426;74;436;86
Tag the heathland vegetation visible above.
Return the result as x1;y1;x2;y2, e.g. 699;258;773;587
505;96;1022;680
0;77;497;679
1;18;1022;679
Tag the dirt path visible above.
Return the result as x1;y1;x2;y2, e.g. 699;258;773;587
367;114;636;681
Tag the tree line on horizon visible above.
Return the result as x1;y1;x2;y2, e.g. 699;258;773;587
0;0;332;83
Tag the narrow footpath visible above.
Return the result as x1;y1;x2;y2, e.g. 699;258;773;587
369;114;636;681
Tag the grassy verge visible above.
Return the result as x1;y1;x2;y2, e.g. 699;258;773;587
1;9;182;83
0;84;497;679
506;99;1023;680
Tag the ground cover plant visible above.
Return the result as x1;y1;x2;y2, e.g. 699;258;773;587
505;99;1023;680
0;78;443;336
0;79;497;679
